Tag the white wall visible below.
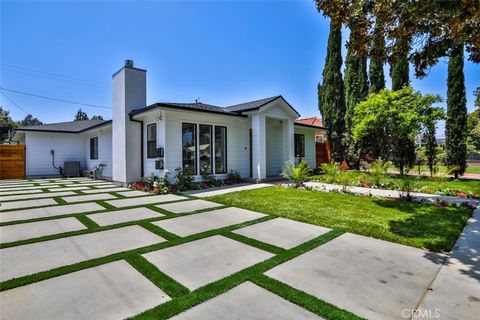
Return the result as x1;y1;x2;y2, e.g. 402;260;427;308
294;126;316;169
266;118;284;176
25;132;85;177
138;109;250;179
83;126;113;179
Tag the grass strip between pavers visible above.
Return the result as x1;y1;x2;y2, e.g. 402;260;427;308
125;255;190;298
129;229;353;320
75;215;100;229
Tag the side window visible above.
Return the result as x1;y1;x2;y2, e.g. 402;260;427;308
90;137;98;160
147;124;157;158
294;134;305;158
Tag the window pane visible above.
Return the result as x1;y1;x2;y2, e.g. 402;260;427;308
147;124;157;158
147;124;156;141
294;134;305;157
182;123;196;175
215;126;227;174
199;125;212;174
90;137;98;160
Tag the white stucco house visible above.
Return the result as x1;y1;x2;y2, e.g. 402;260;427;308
13;60;325;185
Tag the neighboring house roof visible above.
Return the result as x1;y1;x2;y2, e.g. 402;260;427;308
15;119;111;133
295;117;324;127
294;117;327;129
130;95;300;118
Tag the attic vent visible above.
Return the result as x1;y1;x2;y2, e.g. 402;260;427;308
125;59;134;68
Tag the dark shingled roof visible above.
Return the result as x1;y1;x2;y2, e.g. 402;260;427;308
224;96;281;112
16;119;111;133
130;95;300;117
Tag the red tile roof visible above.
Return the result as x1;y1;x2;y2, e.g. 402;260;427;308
295;117;324;128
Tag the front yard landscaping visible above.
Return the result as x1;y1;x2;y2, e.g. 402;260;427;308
206;186;472;252
309;170;480;196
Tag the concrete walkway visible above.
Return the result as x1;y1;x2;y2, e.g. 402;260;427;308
184;183;272;198
305;182;480;207
418;208;480;319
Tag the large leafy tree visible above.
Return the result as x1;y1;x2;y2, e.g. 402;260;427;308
74;108;89;121
0;106;19;141
315;0;480;77
352;87;442;175
18;114;42;126
344;32;369;167
445;44;468;178
318;20;346;161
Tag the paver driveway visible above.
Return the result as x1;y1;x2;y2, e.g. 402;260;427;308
0;178;478;320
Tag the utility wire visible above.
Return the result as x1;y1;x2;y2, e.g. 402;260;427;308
1;92;30;115
0;87;111;109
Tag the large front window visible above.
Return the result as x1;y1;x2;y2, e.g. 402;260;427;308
182;123;197;175
215;126;227;173
199;125;212;174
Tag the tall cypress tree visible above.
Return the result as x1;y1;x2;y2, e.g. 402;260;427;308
446;43;468;178
369;24;386;93
390;37;410;91
344;32;368;167
318;20;346;161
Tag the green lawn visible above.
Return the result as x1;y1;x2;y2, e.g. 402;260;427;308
417;165;480;175
206;186;472;252
309;171;480;194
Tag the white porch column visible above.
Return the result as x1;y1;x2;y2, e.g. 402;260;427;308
252;114;266;181
282;119;294;164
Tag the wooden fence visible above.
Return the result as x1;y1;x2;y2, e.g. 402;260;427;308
0;144;26;179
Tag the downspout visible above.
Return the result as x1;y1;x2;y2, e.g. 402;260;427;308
130;116;144;178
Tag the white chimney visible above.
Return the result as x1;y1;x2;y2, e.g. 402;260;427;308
112;60;146;185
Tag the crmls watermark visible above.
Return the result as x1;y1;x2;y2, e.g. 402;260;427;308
402;308;440;319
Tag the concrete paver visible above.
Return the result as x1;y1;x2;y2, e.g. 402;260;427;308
170;281;322;320
82;187;130;194
0;260;170;320
1;191;77;202
105;194;187;208
143;235;274;290
0;202;105;223
0;217;87;243
233;217;331;249
0;198;58;211
156;199;222;214
0;225;165;281
152;207;266;237
61;193;118;203
87;207;165;226
116;190;151;197
265;233;444;320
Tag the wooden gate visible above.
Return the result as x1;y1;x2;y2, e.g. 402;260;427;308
0;145;26;179
316;141;331;168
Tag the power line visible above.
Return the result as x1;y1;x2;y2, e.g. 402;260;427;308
1;92;30;115
0;87;111;109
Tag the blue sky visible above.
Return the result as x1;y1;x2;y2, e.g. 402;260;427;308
1;1;478;137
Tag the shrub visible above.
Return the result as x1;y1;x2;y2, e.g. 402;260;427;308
320;162;340;183
367;160;392;188
225;170;242;185
395;173;419;201
175;167;198;191
337;170;355;193
281;161;312;187
200;163;222;187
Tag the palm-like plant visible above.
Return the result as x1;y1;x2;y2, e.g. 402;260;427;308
367;160;392;188
281;161;312;187
320;162;340;183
